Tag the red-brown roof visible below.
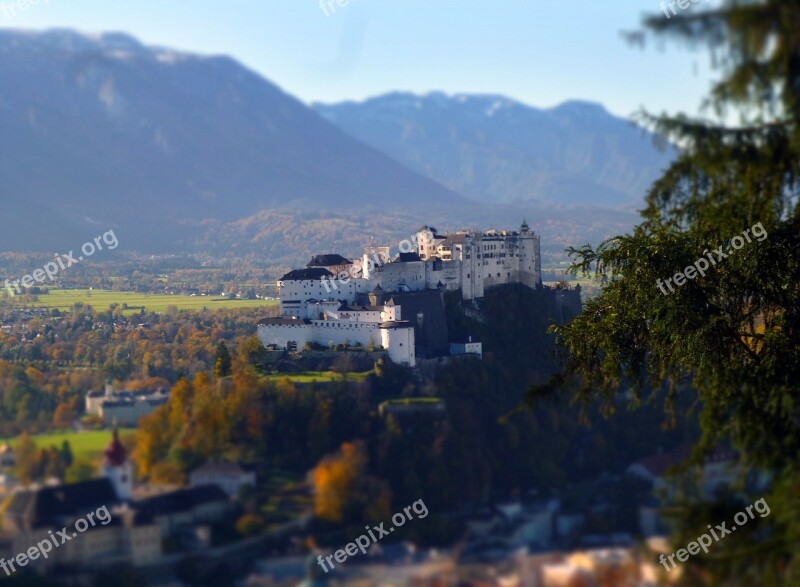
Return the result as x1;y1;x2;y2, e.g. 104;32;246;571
103;427;127;467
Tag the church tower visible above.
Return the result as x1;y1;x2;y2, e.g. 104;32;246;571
102;423;133;501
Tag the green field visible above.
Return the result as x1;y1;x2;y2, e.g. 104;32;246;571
2;429;136;462
13;289;278;315
266;370;373;384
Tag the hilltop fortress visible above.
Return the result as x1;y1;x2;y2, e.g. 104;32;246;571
258;222;577;367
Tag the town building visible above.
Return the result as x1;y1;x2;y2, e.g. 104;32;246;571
0;430;233;574
0;433;162;572
85;381;170;426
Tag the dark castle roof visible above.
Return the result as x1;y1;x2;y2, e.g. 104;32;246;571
439;233;470;247
134;485;228;517
394;252;423;263
307;254;351;267
279;268;333;281
5;479;119;529
258;317;311;326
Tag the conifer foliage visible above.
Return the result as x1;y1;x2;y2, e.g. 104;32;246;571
537;1;800;583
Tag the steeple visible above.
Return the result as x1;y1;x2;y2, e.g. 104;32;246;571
103;420;127;467
102;420;133;500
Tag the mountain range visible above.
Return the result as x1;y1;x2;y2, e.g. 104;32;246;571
0;29;671;264
315;93;675;208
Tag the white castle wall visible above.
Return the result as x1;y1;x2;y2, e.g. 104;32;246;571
381;325;415;366
424;261;462;291
257;320;416;366
373;261;426;292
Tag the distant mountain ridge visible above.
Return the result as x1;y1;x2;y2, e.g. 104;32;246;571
0;29;657;263
0;30;465;252
314;92;675;207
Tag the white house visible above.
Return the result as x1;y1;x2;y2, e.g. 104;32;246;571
86;381;170;427
450;336;482;358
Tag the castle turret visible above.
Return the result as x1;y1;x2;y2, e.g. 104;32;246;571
517;219;542;288
416;226;437;260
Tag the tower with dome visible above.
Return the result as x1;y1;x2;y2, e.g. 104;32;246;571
101;424;133;501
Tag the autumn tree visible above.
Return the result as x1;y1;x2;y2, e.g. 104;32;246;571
14;431;37;484
52;401;77;429
312;441;391;525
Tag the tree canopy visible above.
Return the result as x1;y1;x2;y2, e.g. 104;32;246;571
536;1;800;583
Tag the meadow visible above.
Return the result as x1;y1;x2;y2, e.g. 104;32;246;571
12;289;278;315
1;429;135;462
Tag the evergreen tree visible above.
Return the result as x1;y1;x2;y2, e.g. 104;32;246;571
534;1;800;583
60;439;74;468
214;341;232;378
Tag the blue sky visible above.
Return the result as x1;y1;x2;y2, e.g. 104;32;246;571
0;0;719;119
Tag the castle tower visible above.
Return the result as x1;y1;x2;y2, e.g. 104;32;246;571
416;226;437;260
102;423;133;501
518;219;542;288
368;284;385;307
362;246;390;279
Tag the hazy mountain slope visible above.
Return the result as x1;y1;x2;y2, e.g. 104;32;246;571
314;92;675;207
0;30;465;252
